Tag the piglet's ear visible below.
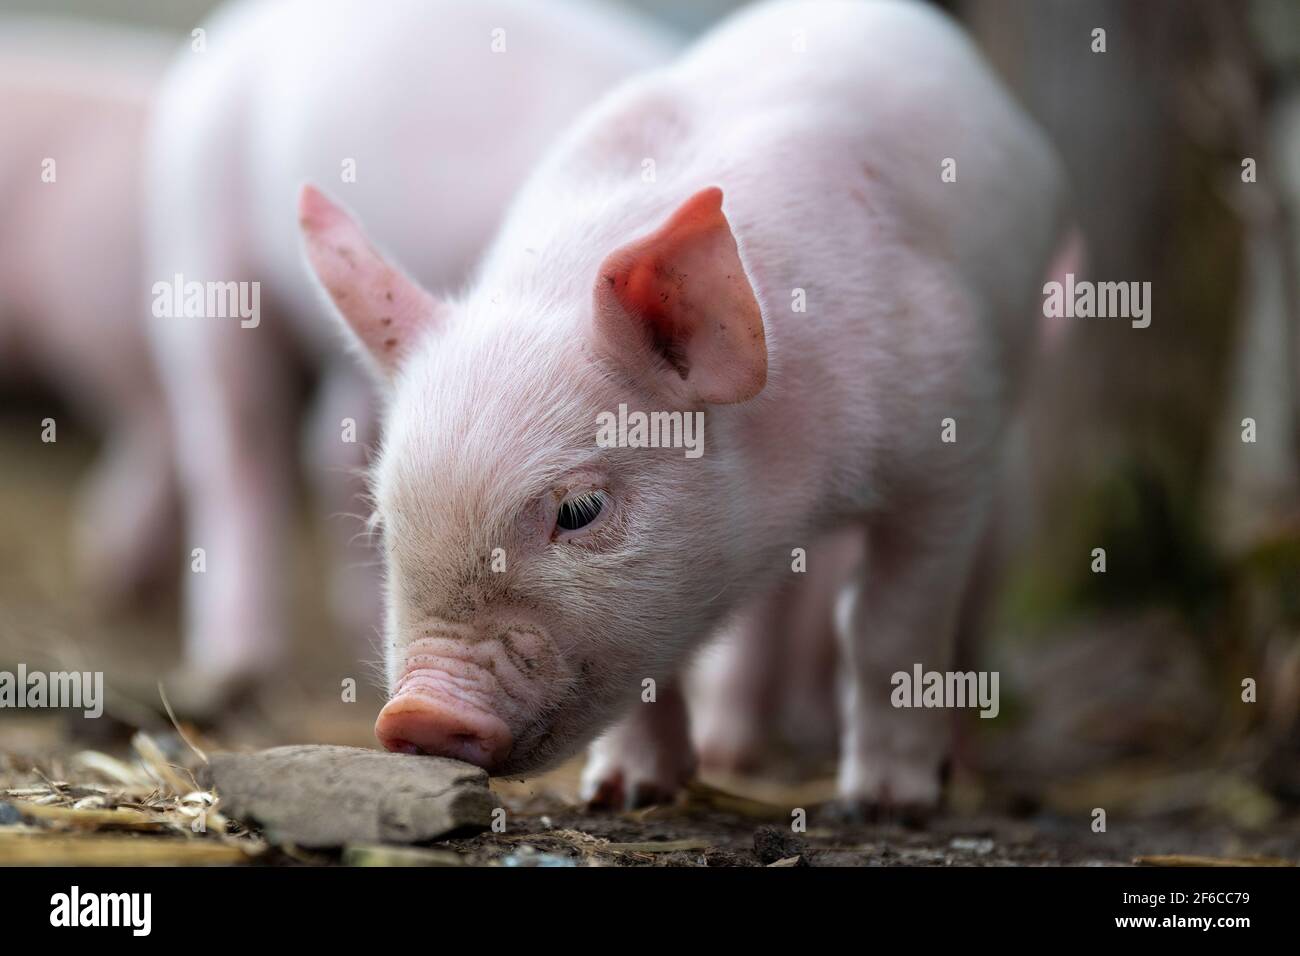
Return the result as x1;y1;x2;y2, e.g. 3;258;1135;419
593;186;766;405
299;184;444;377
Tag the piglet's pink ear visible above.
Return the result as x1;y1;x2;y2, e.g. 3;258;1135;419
593;187;766;405
299;184;444;377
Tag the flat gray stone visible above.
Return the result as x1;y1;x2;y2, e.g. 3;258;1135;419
203;745;495;848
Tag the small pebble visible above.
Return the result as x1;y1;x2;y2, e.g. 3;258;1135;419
501;846;577;868
949;836;995;856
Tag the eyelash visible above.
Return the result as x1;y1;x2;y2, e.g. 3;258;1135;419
555;489;610;534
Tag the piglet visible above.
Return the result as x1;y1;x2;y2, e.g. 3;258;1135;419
145;0;677;697
0;19;177;603
301;0;1068;811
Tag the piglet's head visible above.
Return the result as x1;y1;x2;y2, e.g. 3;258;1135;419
300;183;766;775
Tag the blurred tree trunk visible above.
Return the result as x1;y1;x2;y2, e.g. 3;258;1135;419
960;0;1262;610
1206;0;1300;551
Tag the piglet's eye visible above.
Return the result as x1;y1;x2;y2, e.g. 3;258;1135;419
556;489;609;533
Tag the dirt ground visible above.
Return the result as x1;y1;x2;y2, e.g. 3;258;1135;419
6;714;1300;866
2;404;1299;867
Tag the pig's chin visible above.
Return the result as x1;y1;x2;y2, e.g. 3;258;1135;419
493;725;581;777
492;680;632;778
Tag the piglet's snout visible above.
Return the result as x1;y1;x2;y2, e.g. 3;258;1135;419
375;626;558;770
375;684;513;769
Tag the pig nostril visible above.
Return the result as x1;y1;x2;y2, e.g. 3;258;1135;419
387;738;424;756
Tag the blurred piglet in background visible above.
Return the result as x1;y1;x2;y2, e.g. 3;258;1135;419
300;0;1069;811
146;0;678;704
0;19;177;605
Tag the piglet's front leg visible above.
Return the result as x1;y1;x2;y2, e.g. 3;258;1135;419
581;680;696;811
